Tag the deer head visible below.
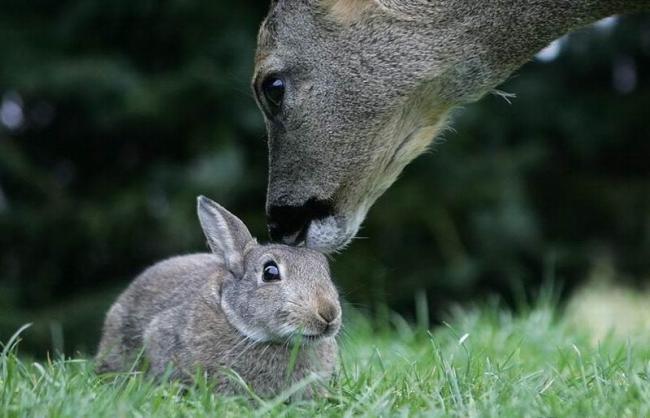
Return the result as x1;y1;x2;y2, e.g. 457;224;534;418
253;0;644;252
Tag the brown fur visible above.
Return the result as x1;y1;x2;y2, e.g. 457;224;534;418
323;0;377;24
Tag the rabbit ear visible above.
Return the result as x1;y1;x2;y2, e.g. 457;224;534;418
197;196;254;276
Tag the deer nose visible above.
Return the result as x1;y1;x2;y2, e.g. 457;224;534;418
267;198;334;244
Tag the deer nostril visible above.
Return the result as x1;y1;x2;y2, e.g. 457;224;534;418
267;216;308;244
267;198;335;244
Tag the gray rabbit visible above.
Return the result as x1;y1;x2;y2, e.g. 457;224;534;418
95;196;341;397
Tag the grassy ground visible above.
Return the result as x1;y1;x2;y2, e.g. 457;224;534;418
2;289;650;417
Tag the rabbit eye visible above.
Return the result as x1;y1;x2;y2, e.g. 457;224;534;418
262;261;281;282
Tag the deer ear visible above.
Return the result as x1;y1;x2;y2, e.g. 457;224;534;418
197;196;254;277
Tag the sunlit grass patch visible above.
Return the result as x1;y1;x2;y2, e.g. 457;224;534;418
566;264;650;342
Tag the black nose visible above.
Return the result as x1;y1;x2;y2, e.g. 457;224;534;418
267;198;334;244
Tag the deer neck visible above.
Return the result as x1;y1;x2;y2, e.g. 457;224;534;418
407;0;650;102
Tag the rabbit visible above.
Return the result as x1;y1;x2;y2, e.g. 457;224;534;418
95;196;341;398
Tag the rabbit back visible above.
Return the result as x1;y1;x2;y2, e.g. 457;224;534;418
95;253;226;373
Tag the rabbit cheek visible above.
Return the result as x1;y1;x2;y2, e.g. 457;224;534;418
220;285;270;342
251;288;288;339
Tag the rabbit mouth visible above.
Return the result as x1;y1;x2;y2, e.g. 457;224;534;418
292;332;326;344
296;322;339;342
300;334;322;342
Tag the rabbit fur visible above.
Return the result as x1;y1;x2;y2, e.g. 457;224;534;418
95;196;341;398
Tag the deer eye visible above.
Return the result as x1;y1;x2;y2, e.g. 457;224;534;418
262;261;281;282
260;75;285;116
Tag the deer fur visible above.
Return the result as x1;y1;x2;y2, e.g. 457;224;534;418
253;0;650;252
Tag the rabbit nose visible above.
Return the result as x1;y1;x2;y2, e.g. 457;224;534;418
317;302;339;324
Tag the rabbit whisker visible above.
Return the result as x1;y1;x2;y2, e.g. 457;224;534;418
229;338;259;366
223;335;253;358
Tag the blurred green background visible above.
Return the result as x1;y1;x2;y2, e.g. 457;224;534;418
0;2;648;356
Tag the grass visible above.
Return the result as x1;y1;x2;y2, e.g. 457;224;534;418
2;289;650;417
